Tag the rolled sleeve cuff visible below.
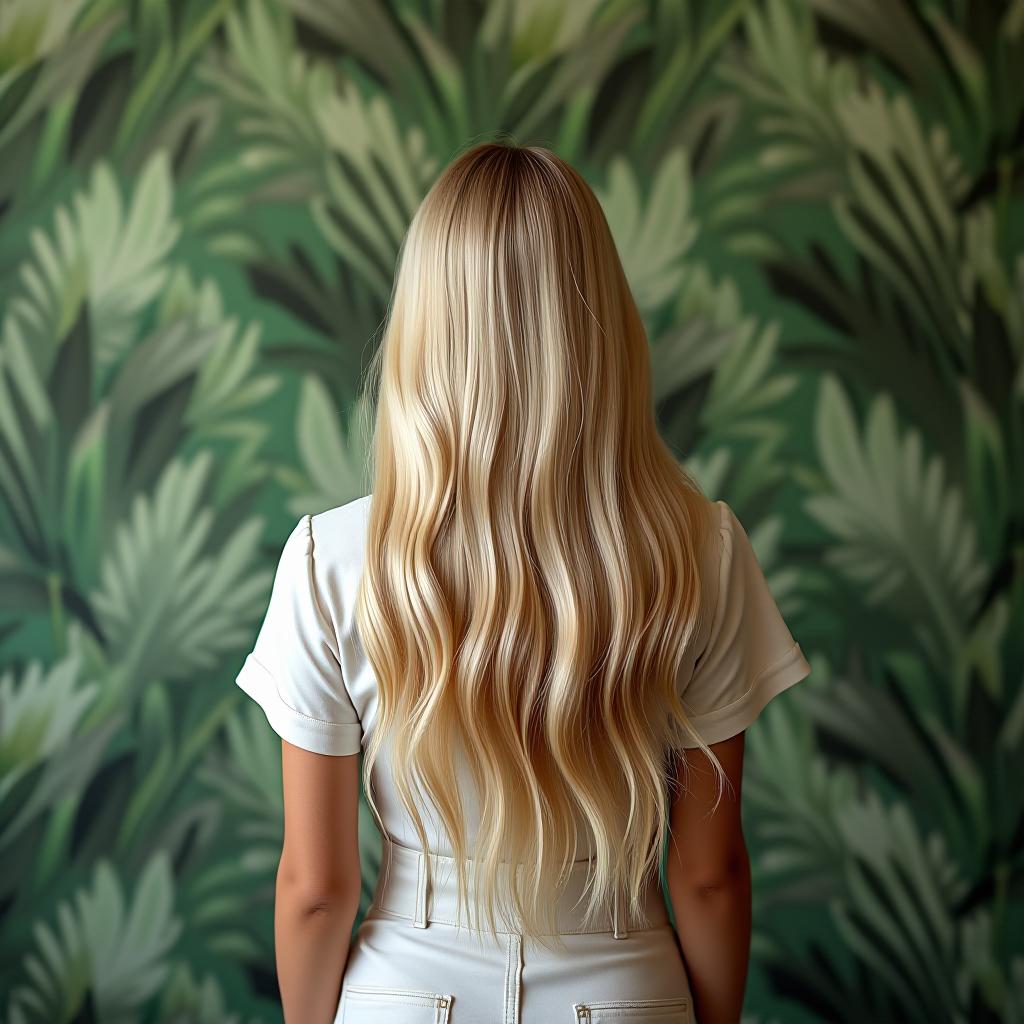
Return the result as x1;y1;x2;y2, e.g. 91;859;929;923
235;654;363;756
680;642;812;748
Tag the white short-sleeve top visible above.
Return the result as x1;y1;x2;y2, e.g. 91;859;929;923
235;494;811;854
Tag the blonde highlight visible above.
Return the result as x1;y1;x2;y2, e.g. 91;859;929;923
354;140;726;952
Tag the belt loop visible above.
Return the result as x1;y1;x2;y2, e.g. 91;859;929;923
612;884;628;939
412;850;429;928
373;837;389;915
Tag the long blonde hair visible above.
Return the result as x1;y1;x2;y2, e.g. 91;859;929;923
355;140;724;951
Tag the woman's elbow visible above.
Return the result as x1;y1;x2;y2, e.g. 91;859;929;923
667;844;750;900
276;865;361;918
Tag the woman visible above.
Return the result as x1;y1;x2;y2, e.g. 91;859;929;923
235;141;812;1024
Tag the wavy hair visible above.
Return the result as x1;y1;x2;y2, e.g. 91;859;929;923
355;140;724;951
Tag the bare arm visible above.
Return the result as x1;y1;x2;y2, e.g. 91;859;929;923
665;732;751;1024
275;740;363;1023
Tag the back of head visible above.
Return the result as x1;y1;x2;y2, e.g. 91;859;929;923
356;140;717;951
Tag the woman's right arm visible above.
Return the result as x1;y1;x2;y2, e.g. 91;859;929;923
665;733;752;1024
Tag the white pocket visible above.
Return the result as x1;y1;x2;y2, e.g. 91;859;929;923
572;995;691;1022
339;982;453;1023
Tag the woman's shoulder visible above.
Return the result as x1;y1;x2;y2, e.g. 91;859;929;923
307;493;373;579
694;495;730;577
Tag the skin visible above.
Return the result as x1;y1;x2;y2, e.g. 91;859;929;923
273;731;750;1024
275;740;362;1024
666;732;752;1024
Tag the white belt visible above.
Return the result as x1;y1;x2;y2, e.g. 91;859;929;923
372;837;669;940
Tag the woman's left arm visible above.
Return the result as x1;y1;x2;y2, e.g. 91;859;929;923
275;739;363;1023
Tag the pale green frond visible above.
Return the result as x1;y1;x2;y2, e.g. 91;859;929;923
10;900;91;1023
154;961;246;1024
627;0;748;154
201;711;293;898
1;244;268;582
219;702;286;822
502;0;606;60
75;854;182;1022
285;0;425;88
0;640;99;802
833;83;971;363
744;660;852;886
0;9;122;153
0;630;127;856
962;208;1024;370
286;0;631;148
0;0;88;79
802;664;987;854
6;853;179;1023
3;150;179;376
4;209;85;379
221;0;294;105
955;909;1024;1023
810;0;1016;171
594;148;697;313
0;0;86;69
650;267;746;400
808;0;940;92
832;792;966;1020
292;377;371;514
717;0;854;173
72;151;180;368
314;85;437;300
807;375;988;657
650;314;738;402
504;7;638;141
681;446;732;499
745;514;805;617
154;268;280;427
90;452;272;683
0;325;59;549
701;315;801;435
198;0;329;165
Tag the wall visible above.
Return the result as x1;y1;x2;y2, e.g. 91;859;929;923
0;1;1021;1021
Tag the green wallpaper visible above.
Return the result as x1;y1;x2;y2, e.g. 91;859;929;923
1;1;1022;1022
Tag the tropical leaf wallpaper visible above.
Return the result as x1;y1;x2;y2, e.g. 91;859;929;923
0;0;1021;1021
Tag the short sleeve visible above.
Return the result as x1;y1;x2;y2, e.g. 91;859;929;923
678;500;811;748
235;514;363;756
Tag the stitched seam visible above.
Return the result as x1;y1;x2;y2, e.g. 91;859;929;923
242;654;359;732
712;500;730;639
687;641;805;723
301;513;344;664
369;903;667;934
416;852;427;926
510;932;522;1023
504;934;513;1023
692;501;729;671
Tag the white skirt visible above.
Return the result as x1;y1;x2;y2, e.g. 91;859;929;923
337;837;696;1024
